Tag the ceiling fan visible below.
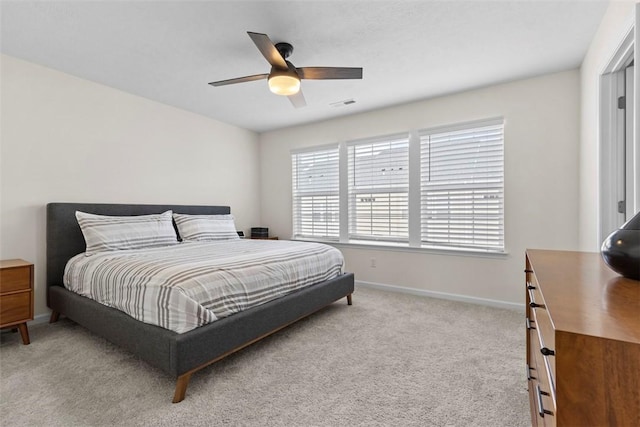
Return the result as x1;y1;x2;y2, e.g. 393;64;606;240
208;31;363;108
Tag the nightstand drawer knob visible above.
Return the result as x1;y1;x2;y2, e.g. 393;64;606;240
529;301;545;309
540;347;555;356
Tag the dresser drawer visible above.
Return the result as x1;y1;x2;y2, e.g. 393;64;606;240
527;329;540;427
528;280;556;381
531;303;556;374
530;331;555;426
533;381;556;427
0;291;32;325
534;338;555;405
0;265;32;293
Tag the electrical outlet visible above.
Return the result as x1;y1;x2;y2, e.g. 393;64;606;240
370;258;376;268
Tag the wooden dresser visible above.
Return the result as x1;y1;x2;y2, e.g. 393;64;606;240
525;250;640;426
0;259;34;344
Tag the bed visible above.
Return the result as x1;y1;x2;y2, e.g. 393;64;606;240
46;202;354;403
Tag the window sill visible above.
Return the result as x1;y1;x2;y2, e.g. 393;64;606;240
293;238;509;259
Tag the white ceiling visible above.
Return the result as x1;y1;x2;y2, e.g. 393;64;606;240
1;0;609;133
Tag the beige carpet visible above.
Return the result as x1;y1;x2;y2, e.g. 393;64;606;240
0;286;529;426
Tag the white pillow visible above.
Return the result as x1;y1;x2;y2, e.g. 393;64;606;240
172;213;240;241
76;210;178;256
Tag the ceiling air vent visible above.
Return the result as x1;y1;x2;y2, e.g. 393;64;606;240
330;99;356;108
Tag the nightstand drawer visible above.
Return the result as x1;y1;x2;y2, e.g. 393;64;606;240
0;291;32;325
0;265;32;293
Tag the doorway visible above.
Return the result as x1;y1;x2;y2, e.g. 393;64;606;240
599;28;636;241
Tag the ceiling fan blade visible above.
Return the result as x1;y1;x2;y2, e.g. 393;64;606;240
208;73;269;87
288;90;306;108
296;67;363;80
247;31;288;70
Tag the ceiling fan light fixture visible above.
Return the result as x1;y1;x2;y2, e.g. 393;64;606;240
209;32;362;108
268;72;300;96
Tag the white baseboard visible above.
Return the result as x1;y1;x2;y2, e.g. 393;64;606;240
29;312;51;326
355;280;525;312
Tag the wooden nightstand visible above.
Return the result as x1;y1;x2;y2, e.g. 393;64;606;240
0;259;34;345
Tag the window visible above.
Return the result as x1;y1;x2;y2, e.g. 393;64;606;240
420;120;504;251
290;118;505;254
347;135;409;242
292;146;340;240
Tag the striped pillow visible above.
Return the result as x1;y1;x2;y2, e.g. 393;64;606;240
173;213;240;241
76;210;178;256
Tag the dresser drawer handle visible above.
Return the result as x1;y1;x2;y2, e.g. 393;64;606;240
524;269;533;273
540;347;555;356
526;318;536;330
527;284;536;290
529;301;545;309
526;364;536;381
535;384;554;417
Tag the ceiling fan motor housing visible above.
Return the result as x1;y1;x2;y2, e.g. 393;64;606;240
275;42;294;61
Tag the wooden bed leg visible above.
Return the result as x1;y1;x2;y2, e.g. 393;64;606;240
172;373;192;403
346;294;352;305
49;311;60;323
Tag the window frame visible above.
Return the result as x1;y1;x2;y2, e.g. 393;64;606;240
418;118;505;252
346;133;410;243
290;118;507;256
291;144;340;241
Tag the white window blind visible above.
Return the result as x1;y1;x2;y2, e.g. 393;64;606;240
347;135;409;242
420;120;504;251
291;147;340;240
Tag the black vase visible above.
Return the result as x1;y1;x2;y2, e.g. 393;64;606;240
601;211;640;281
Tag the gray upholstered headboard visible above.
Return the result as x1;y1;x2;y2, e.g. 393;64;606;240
46;203;231;289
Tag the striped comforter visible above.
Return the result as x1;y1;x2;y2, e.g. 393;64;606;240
64;239;344;333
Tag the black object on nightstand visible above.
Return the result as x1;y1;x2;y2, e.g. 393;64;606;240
251;227;269;239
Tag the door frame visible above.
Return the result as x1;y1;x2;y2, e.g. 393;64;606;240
599;26;635;242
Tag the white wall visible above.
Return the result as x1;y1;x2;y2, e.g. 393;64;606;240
259;70;581;306
0;55;261;317
579;1;636;251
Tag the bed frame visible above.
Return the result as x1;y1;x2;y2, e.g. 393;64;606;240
46;203;354;403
